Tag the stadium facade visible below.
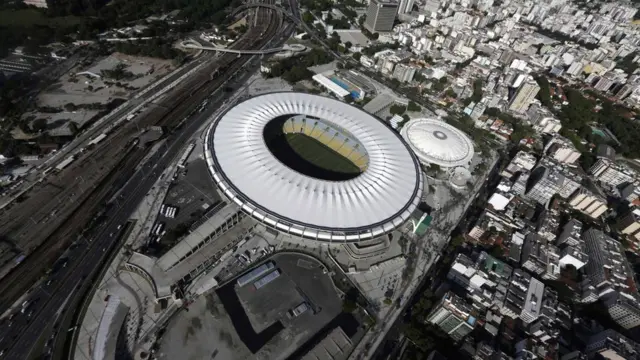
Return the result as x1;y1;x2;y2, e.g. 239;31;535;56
204;92;423;243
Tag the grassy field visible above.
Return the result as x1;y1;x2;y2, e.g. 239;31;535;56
0;9;83;27
285;133;361;176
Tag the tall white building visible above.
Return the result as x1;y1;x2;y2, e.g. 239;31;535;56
398;0;415;14
520;277;546;324
364;0;399;33
508;77;540;113
582;228;640;329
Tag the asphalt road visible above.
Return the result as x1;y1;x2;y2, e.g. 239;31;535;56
0;13;293;360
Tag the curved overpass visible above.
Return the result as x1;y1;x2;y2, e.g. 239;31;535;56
231;3;299;23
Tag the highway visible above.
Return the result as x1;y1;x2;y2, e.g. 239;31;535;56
181;43;305;54
0;3;291;359
0;6;274;317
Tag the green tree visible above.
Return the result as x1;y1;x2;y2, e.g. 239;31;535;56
67;121;79;135
444;88;457;98
450;235;465;247
389;104;407;115
535;75;552;108
407;101;421;112
302;11;314;24
31;118;48;132
352;52;362;61
470;78;483;102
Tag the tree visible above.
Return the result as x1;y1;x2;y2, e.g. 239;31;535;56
470;78;483;102
68;121;79;135
344;41;352;49
535;76;552;108
444;88;457;98
32;118;48;132
407;101;421;112
352;52;362;61
389;104;406;115
450;235;465;247
302;11;314;24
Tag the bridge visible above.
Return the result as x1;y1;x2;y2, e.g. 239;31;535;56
180;42;306;55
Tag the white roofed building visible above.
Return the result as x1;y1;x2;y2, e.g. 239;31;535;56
400;118;475;169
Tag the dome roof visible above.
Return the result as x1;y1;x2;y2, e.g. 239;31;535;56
400;118;474;168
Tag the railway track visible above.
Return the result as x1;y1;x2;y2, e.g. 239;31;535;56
0;5;282;315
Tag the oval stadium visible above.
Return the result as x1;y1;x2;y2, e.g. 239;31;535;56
204;92;423;243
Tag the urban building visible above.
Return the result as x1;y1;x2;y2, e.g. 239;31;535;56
501;269;546;324
447;252;513;310
521;233;560;280
424;0;440;13
364;0;399;33
618;209;640;239
557;219;582;247
427;291;477;342
582;228;640;325
596;144;616;161
544;136;581;165
590;159;636;188
585;329;640;359
393;63;416;83
398;0;415;14
23;0;47;7
526;158;581;205
534;117;562;135
603;293;640;330
502;151;537;178
508;77;540;113
520;277;546;324
568;187;608;219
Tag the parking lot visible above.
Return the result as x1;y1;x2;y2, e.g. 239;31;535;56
146;157;222;254
162;158;220;227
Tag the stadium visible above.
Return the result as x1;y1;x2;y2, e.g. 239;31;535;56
400;118;475;169
204;92;423;243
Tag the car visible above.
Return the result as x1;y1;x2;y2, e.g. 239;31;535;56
46;279;52;286
116;225;122;230
109;233;113;237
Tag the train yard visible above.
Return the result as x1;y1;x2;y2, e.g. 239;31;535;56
0;2;289;358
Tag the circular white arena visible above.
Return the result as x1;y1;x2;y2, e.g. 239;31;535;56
204;92;423;243
400;118;475;168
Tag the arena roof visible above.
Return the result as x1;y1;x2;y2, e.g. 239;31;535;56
400;118;475;168
204;92;423;243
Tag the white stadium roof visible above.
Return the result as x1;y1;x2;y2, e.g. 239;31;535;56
400;118;475;168
204;92;423;243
